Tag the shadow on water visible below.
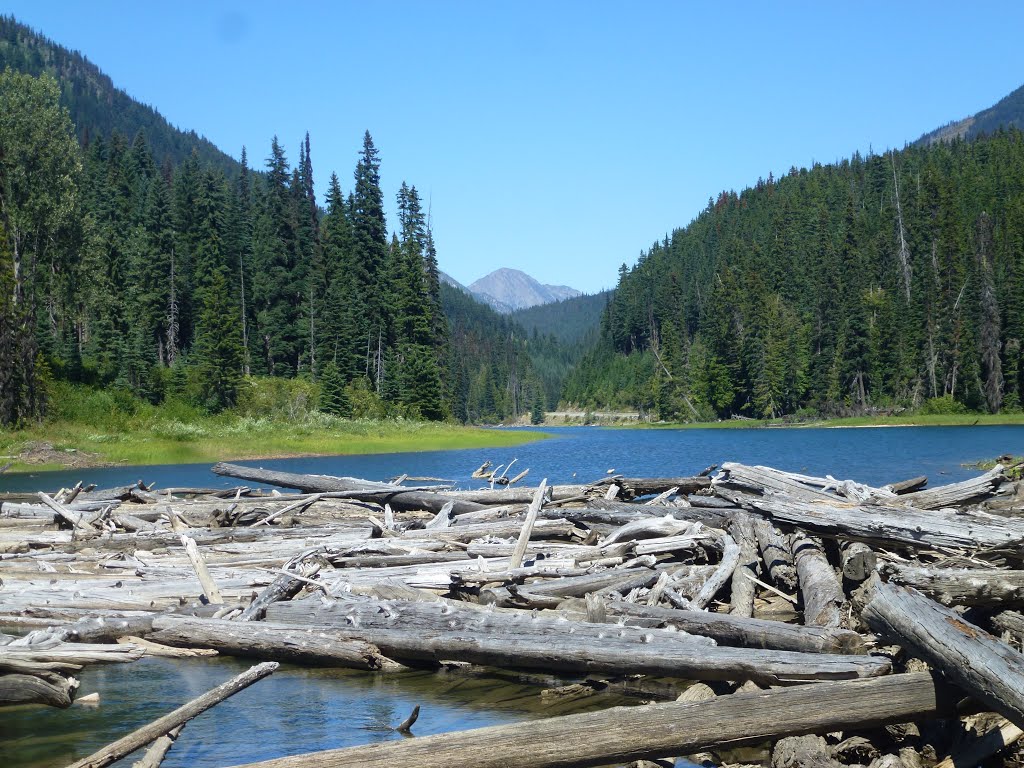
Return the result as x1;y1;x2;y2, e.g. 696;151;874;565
0;655;636;767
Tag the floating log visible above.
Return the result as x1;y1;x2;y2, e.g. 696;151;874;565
66;661;278;768
862;577;1024;729
145;616;396;670
211;463;484;515
222;672;956;768
131;724;184;768
0;671;77;707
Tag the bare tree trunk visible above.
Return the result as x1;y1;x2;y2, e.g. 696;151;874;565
239;249;250;376
890;151;912;302
167;247;178;366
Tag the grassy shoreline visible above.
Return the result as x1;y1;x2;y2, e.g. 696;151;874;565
0;417;547;473
616;412;1024;430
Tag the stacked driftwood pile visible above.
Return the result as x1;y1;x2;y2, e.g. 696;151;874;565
2;458;1024;768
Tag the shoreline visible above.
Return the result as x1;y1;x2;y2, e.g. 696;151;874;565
0;422;551;474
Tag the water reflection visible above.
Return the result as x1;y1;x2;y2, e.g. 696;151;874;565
0;656;625;767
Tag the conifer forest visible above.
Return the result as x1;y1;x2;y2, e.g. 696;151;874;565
4;14;1024;428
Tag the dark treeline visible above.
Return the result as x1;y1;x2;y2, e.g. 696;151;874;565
567;130;1024;420
0;69;461;424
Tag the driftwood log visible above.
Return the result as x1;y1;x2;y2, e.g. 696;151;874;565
863;577;1024;728
222;673;957;768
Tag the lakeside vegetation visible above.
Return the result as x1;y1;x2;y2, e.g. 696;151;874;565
626;412;1024;430
0;383;545;472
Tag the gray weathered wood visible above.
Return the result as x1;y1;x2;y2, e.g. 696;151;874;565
603;600;866;654
862;577;1024;729
221;673;954;768
792;533;845;627
753;518;798;591
0;671;77;708
841;541;877;583
720;488;1024;550
692;533;740;610
729;513;760;617
211;463;484;515
145;616;395;670
264;598;888;685
883;564;1024;607
509;480;547;569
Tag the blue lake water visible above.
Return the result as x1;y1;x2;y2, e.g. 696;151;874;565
1;424;1022;493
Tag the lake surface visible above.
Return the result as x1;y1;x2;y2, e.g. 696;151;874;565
2;425;1023;765
0;655;616;767
1;424;1022;493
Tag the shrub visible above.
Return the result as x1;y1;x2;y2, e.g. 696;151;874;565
235;377;320;420
918;395;969;415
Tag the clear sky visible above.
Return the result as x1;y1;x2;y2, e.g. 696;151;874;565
3;2;1024;293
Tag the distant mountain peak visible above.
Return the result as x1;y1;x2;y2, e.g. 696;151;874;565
467;268;581;313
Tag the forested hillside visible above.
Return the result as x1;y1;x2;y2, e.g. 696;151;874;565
919;82;1024;146
441;284;547;423
567;131;1024;420
0;17;238;176
0;67;457;425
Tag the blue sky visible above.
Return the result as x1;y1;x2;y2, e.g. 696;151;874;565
4;2;1024;293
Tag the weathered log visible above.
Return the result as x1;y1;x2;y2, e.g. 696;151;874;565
753;518;798;591
863;577;1024;728
211;463;484;515
509;480;547;569
933;716;1023;768
896;465;1006;509
719;488;1024;550
792;533;846;627
38;492;96;532
603;600;866;654
145;616;396;670
841;541;877;583
180;535;224;604
729;513;760;618
222;672;956;768
238;550;320;621
0;671;78;707
992;610;1024;637
131;725;184;768
883;564;1024;607
65;661;278;768
479;567;660;607
691;533;740;610
264;598;889;684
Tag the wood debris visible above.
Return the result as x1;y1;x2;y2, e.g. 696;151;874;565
1;459;1024;767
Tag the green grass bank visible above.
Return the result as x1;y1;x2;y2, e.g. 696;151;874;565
0;383;546;472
